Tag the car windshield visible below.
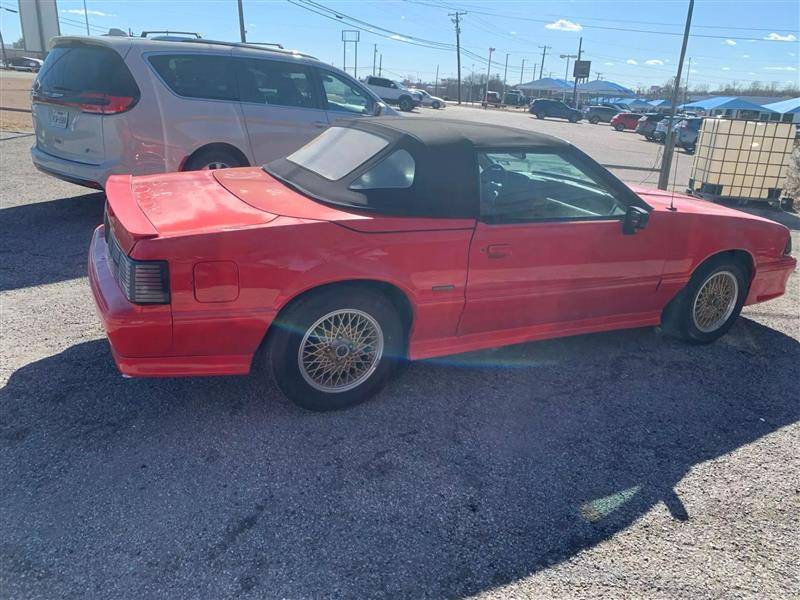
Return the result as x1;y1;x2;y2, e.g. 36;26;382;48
286;127;389;180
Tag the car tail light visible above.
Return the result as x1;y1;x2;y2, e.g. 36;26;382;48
107;226;170;304
32;91;137;114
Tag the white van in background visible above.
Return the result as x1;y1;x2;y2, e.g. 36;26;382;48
30;36;394;189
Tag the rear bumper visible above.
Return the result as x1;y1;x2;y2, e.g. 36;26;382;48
745;256;797;305
89;226;255;378
31;145;117;189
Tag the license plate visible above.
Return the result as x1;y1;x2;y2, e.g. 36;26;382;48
50;108;68;129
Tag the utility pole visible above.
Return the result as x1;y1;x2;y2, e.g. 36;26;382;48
532;64;537;82
571;37;583;107
373;44;377;76
449;11;467;105
379;53;382;76
82;0;90;35
502;53;509;97
0;5;18;66
520;58;525;85
237;0;247;43
538;45;551;82
658;0;694;191
484;47;495;105
595;72;603;80
434;64;440;96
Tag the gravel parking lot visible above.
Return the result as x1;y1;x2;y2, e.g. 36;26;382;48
1;106;798;599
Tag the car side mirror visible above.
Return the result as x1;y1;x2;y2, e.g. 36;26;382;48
623;206;650;235
372;102;384;116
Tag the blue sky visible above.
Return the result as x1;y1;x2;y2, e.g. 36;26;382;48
2;0;798;90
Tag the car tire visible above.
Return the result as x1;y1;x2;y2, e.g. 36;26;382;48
535;112;545;119
614;123;625;132
432;100;441;109
399;96;414;112
268;287;404;411
184;147;245;171
661;257;748;345
590;117;600;124
569;115;579;123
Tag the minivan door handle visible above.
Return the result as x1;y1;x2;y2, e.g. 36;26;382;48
485;244;512;259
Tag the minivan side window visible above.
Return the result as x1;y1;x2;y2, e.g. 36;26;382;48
319;70;373;115
149;54;237;101
237;59;319;109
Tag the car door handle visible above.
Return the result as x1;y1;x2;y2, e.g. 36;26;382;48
313;121;327;128
485;244;512;259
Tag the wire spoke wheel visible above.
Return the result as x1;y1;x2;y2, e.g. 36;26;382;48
298;309;384;393
692;271;738;333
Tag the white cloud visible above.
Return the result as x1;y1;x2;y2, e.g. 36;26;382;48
789;52;796;57
721;67;731;71
626;59;638;65
748;72;757;75
765;32;797;42
509;31;517;35
741;54;750;58
604;61;615;66
723;39;737;46
645;59;664;65
764;66;797;71
63;8;115;16
545;19;582;32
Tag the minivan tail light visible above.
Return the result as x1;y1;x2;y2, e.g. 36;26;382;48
32;91;137;115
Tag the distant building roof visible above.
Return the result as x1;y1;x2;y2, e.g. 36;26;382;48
762;97;800;114
648;99;672;107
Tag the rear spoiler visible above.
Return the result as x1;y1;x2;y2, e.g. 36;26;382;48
105;175;158;251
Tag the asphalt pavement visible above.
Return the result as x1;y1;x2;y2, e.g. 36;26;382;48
1;118;798;599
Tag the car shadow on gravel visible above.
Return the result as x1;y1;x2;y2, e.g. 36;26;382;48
0;192;105;292
1;318;798;598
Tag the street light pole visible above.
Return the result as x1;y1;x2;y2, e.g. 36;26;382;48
82;0;90;35
560;53;577;101
571;37;582;107
658;0;694;191
484;47;495;105
520;58;525;85
502;52;509;97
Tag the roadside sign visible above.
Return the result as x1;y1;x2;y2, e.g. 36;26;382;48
573;60;591;79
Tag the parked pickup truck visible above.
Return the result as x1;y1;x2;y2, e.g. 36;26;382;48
363;75;421;112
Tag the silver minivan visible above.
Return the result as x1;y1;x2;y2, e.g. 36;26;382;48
31;36;393;188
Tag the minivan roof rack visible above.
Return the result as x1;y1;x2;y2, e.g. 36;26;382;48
141;30;202;39
169;37;316;60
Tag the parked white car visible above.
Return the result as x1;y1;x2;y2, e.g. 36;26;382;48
30;36;394;189
408;88;446;109
363;75;421;112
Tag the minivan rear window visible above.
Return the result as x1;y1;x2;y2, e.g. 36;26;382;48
149;54;237;101
36;44;139;98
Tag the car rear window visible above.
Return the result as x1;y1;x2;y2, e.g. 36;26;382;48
286;126;389;180
149;54;237;101
36;44;139;97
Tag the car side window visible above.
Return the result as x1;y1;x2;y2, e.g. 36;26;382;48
149;54;237;101
237;59;318;109
319;70;373;115
478;151;627;223
350;149;415;190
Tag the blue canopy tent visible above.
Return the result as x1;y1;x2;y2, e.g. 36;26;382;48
762;97;800;123
680;96;776;120
517;77;572;93
576;80;637;97
648;99;672;112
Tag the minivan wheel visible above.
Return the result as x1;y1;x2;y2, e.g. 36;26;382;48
614;123;625;132
184;148;245;171
661;258;747;344
399;96;414;111
268;287;404;411
590;116;600;124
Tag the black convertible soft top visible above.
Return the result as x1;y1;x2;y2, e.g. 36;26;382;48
264;117;572;218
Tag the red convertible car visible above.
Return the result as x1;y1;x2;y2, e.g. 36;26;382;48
89;118;795;410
